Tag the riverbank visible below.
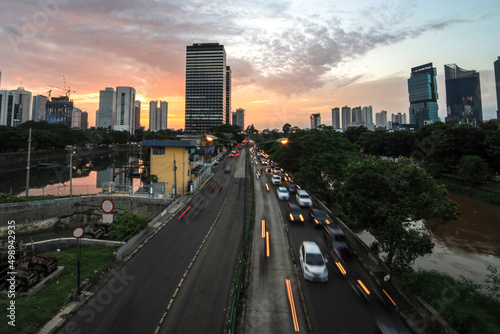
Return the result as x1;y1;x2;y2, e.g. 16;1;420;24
438;177;500;206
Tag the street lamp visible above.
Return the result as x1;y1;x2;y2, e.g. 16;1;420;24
70;151;75;197
257;138;289;145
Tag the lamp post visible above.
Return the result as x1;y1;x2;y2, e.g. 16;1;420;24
70;151;75;197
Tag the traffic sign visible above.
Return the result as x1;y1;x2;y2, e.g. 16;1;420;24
101;199;114;214
72;227;84;239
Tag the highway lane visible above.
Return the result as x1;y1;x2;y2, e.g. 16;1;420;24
159;149;248;333
56;154;242;334
261;166;408;334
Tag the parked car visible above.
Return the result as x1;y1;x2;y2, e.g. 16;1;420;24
277;186;290;200
272;175;281;185
309;207;331;228
296;189;313;207
322;225;351;259
288;203;304;222
299;241;328;282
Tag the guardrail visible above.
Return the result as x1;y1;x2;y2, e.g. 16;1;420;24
227;149;253;333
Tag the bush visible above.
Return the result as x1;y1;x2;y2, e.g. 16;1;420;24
400;270;500;333
110;211;148;240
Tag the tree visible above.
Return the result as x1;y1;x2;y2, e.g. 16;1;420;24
282;123;291;135
457;155;491;186
339;158;460;272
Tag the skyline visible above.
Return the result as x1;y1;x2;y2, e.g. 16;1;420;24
1;0;499;130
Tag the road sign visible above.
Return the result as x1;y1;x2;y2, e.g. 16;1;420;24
72;227;84;239
101;199;114;214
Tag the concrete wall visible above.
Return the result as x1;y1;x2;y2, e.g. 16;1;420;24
0;195;172;234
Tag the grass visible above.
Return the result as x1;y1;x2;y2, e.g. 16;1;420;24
400;269;500;334
437;179;500;206
0;246;115;334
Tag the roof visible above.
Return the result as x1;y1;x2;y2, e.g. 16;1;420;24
302;241;321;253
142;140;198;147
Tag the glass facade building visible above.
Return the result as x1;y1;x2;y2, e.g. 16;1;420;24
444;63;482;125
408;63;439;128
310;113;321;129
332;107;340;129
185;43;227;133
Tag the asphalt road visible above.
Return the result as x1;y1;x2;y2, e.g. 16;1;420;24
261;165;409;334
56;152;246;334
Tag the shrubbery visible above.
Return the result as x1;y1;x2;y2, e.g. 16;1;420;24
110;211;148;240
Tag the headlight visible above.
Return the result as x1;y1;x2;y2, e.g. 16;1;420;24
315;219;320;225
289;214;294;221
299;214;304;222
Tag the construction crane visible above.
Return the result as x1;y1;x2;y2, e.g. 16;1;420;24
47;85;76;99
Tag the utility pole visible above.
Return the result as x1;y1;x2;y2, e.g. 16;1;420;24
173;154;177;197
25;128;32;196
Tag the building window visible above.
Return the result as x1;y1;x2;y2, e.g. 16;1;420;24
152;147;165;155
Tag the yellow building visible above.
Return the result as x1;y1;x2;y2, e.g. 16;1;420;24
143;139;213;195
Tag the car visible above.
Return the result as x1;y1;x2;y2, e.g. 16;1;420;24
272;175;281;185
299;241;328;282
277;186;290;200
224;166;231;173
266;166;272;173
287;182;297;194
375;315;411;334
288;203;304;222
322;225;351;259
309;207;331;228
274;167;281;174
296;189;313;207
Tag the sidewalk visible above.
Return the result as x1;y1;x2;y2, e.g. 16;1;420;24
241;161;309;333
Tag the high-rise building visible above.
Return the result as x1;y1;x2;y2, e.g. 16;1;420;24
375;110;388;127
46;95;73;127
114;86;136;133
351;106;362;124
32;94;48;121
233;108;244;129
332;107;340;129
408;63;439;128
81;111;88;130
361;106;373;124
392;113;407;124
494;57;500;119
0;87;32;126
341;106;351;129
185;43;227;133
310;113;321;129
134;100;141;132
96;87;116;129
149;100;168;131
226;66;231;124
444;63;482;125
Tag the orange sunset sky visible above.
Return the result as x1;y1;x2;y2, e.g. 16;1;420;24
1;0;499;131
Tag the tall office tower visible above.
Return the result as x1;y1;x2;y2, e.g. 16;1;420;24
32;94;48;121
185;43;227;133
0;87;32;126
351;106;362;123
495;57;500;119
361;106;373;124
149;101;168;131
310;113;321;129
332;107;340;129
96;87;116;129
233;108;244;129
375;110;388;126
226;66;231;124
71;108;82;128
81;111;88;130
46;95;73;127
444;63;482;125
114;86;136;133
392;113;407;124
149;101;157;131
407;63;439;128
341;106;351;129
134;100;141;132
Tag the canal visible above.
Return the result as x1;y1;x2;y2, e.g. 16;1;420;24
0;150;142;196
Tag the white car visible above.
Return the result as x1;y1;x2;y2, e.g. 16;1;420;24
299;241;328;282
277;187;290;200
272;175;281;185
296;189;313;207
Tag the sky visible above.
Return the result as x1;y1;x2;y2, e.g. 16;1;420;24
1;0;499;131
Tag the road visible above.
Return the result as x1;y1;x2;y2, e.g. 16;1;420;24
56;150;247;334
256;152;410;334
